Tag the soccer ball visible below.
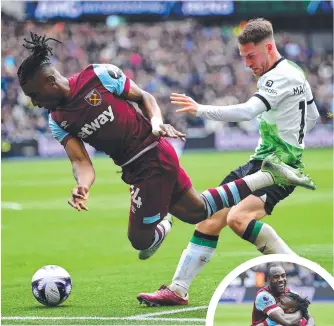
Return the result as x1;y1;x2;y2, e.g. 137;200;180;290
31;265;72;306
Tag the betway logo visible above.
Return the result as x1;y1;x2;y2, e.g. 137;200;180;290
77;106;114;139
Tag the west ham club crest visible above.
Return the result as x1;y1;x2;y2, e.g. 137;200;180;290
84;89;102;106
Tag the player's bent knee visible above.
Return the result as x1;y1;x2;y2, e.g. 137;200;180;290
178;211;207;225
127;233;152;251
170;189;207;224
172;205;207;224
226;210;249;234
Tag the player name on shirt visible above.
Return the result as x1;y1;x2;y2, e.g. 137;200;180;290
293;84;306;95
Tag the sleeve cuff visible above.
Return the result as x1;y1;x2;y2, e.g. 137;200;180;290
61;134;73;147
253;93;272;111
307;98;314;105
196;104;206;117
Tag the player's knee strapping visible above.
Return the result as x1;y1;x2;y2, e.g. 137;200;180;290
201;179;251;217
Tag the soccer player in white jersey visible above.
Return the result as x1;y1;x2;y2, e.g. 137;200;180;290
137;18;319;306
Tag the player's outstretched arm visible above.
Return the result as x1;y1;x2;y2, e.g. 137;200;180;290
121;80;186;140
63;137;95;211
268;308;302;326
171;93;267;122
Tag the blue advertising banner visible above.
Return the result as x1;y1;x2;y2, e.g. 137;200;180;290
25;1;332;20
25;1;234;20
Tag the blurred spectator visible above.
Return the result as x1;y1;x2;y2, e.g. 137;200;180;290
1;13;333;143
231;263;331;289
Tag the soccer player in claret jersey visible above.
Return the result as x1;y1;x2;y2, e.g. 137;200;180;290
18;32;314;261
137;18;319;306
252;264;314;326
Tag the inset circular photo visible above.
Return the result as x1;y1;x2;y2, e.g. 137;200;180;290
207;255;334;326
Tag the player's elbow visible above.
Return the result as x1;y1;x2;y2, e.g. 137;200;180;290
308;103;320;121
310;108;320;122
142;90;156;104
131;88;152;107
140;91;159;117
314;109;320;120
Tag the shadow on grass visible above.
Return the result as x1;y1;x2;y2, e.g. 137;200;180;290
24;304;72;311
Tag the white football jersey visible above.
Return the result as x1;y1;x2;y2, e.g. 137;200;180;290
251;58;314;166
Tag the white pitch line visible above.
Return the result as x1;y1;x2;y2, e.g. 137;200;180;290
1;202;22;210
133;317;204;322
129;305;207;318
1;316;204;323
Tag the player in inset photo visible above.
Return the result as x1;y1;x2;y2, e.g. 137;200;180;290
252;263;314;326
213;260;334;325
276;292;313;326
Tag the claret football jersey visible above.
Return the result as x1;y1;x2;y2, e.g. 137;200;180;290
49;64;158;166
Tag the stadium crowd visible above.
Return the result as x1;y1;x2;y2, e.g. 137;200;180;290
2;13;333;143
230;263;329;288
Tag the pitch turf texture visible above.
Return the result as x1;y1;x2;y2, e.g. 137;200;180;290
214;302;334;325
2;149;333;325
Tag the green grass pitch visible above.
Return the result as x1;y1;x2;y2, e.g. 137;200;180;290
214;302;334;325
2;148;333;325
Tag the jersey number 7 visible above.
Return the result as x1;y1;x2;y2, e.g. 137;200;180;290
298;100;306;144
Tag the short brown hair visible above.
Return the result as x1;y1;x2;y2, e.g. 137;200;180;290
237;18;273;45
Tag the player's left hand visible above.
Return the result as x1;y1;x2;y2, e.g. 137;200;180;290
68;185;89;211
171;93;199;115
158;124;186;141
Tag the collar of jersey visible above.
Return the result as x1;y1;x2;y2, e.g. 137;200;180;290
265;57;286;75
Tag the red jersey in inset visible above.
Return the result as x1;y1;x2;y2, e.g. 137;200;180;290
252;286;290;326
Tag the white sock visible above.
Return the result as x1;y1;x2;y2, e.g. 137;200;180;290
243;171;274;192
149;218;172;249
169;242;216;297
255;223;295;255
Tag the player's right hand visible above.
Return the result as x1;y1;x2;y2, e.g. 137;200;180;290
171;93;199;115
158;124;186;141
68;185;89;211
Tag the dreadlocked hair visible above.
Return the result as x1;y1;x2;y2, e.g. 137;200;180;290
285;292;311;319
17;31;61;85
